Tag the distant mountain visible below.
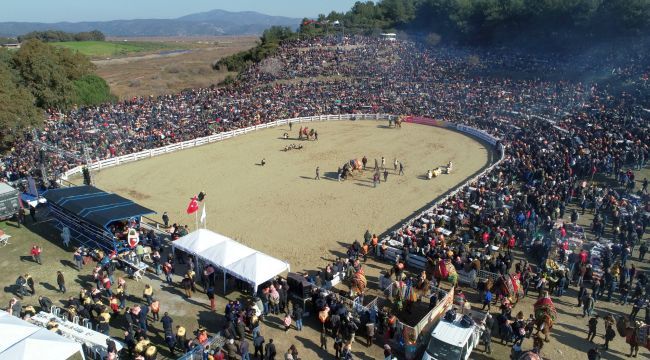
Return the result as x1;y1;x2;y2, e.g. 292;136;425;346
0;10;301;37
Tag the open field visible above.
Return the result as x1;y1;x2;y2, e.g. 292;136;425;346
52;40;192;59
92;36;257;99
90;120;493;271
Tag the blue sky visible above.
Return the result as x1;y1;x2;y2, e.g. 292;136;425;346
1;0;360;22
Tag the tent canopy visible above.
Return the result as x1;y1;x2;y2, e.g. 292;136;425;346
227;252;292;289
43;185;155;230
172;229;290;291
0;311;84;360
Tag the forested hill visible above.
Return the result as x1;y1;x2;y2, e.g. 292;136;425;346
314;0;650;47
0;9;300;37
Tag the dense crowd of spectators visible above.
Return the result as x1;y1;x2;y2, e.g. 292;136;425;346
2;35;647;185
2;33;649;359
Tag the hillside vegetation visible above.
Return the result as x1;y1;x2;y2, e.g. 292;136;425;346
0;40;115;147
18;29;105;42
319;0;650;45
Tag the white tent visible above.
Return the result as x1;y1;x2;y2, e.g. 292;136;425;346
201;240;256;268
172;229;290;292
227;252;293;290
172;229;228;253
0;311;84;360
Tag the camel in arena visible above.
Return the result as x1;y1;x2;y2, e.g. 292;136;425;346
341;159;363;180
388;117;403;128
427;167;443;179
297;127;316;140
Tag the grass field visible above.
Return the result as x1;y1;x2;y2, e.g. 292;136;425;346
53;40;191;59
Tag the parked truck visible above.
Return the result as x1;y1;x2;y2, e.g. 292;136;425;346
421;307;487;360
0;183;19;221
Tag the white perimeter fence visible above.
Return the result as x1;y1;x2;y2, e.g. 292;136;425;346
60;113;505;243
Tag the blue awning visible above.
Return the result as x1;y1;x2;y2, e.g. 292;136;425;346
43;185;155;229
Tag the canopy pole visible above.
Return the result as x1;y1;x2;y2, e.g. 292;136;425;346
223;270;227;294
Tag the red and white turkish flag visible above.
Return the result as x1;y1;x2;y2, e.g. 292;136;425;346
186;196;199;214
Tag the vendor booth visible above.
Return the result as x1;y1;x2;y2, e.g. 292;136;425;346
43;185;155;253
172;229;290;292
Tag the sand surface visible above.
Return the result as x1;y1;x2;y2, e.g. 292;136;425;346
93;120;492;271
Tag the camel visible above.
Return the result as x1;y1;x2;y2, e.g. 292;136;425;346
616;316;643;357
430;167;443;178
534;313;553;342
433;258;458;286
493;275;524;305
388;117;403;128
533;296;557;342
349;267;367;297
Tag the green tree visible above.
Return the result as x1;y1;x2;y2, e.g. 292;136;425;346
73;74;115;105
0;62;41;146
12;40;76;109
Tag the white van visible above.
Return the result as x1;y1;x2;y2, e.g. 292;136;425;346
421;309;486;360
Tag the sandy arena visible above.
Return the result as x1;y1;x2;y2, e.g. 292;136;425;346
91;120;493;271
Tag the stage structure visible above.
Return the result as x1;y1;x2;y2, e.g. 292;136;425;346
43;185;155;253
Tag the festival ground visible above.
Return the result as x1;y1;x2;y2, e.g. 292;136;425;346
89;120;493;272
1;121;647;360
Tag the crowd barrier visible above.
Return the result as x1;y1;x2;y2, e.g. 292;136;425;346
60;113;398;180
176;335;225;360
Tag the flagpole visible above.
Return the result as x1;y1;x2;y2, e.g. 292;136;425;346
195;210;198;231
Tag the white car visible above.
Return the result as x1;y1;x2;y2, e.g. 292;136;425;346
422;310;485;360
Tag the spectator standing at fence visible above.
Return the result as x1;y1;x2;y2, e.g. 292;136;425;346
162;212;169;228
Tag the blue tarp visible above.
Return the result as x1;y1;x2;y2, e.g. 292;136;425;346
43;185;155;230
